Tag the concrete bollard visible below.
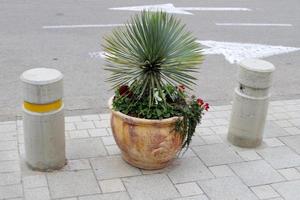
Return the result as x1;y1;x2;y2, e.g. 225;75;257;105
21;68;66;171
227;59;275;148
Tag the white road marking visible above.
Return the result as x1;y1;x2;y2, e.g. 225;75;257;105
216;23;292;27
42;24;126;29
90;41;300;65
198;40;300;64
110;3;251;15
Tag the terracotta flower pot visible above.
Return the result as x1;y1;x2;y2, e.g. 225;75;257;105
108;97;183;170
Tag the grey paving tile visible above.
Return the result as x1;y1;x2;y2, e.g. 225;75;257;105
63;159;91;171
0;184;23;199
229;160;284;186
0;161;20;172
99;178;125;193
279;135;300;154
192;143;242;166
90;156;141;180
209;165;235;177
24;187;50;200
0;140;17;150
23;175;47;189
47;170;100;199
250;185;280;199
167;157;213;184
123;174;179;200
66;138;107;159
0;172;21;186
173;195;209;200
257;146;300;169
278;168;300;180
175;182;203;196
198;177;258;200
264;121;290;138
78;192;130;200
272;180;300;200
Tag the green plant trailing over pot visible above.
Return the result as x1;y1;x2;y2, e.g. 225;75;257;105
103;11;209;149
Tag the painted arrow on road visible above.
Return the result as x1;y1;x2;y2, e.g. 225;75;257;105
198;40;300;64
89;40;300;65
110;3;251;15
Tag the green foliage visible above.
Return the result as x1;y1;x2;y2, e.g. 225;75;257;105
112;85;208;149
103;11;203;106
103;11;208;150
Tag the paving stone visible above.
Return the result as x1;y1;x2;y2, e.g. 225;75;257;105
0;124;16;133
278;168;300;180
209;165;235;177
198;176;258;200
193;144;242;166
65;123;76;131
123;174;179;200
238;150;262;161
75;121;95;130
23;175;47;189
0;140;17;150
64;159;91;171
0;184;23;199
69;130;90;139
0;161;20;172
167;157;213;184
289;118;300;127
24;187;50;200
263;138;285;147
94;120;110;128
274;120;293;128
201;135;223;144
264;121;290;138
0;150;19;161
0;132;17;141
257;146;300;169
0;172;21;186
90;156;141;180
81;114;100;121
173;195;209;200
196;127;215;136
60;198;77;200
99;113;111;120
88;128;109;137
251;185;280;199
283;127;300;135
78;192;130;200
47;170;100;199
229;160;284;186
65;116;82;122
175;182;203;196
101;136;116;145
210;126;228;134
279;135;300;154
211;118;229;126
105;145;121;155
66;138;107;159
272;180;300;200
99;178;125;193
190;135;205;146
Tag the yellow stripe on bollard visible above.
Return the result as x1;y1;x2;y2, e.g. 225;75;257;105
24;99;62;113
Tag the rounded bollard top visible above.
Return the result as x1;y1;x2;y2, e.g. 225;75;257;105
238;59;275;89
239;59;275;73
20;68;63;85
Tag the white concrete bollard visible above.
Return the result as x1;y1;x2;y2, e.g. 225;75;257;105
21;68;66;171
227;59;275;148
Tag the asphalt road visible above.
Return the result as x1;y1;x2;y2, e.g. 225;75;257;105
1;0;300;121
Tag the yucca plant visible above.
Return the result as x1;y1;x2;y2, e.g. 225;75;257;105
103;11;209;149
103;11;203;105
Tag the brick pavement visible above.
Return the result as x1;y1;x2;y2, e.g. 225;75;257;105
1;99;300;200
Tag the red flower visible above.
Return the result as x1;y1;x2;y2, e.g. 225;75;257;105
204;103;210;111
177;84;185;92
197;98;204;106
118;85;133;97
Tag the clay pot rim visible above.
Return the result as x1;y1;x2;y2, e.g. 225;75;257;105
108;96;181;125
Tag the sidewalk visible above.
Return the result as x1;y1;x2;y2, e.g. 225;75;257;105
1;99;300;200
